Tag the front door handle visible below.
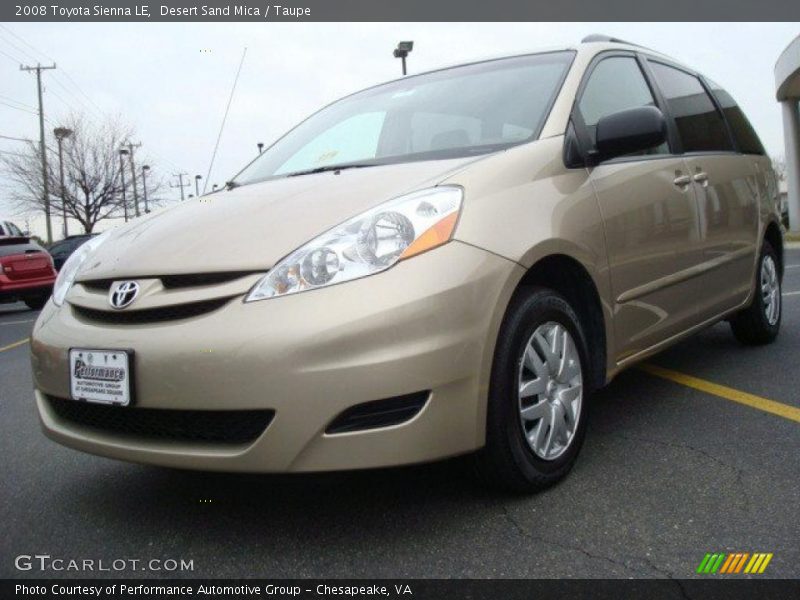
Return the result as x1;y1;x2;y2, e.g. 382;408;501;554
693;171;709;186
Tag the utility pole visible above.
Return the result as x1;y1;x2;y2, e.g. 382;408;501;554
21;62;57;243
170;172;189;201
54;127;73;239
122;141;142;217
194;174;202;197
118;149;129;222
141;165;150;213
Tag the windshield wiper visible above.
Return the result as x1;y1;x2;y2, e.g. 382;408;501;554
285;163;379;178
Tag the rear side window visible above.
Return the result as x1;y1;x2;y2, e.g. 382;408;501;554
7;221;23;236
649;62;733;153
707;81;765;155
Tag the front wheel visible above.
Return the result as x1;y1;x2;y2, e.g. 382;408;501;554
729;240;781;345
474;287;590;493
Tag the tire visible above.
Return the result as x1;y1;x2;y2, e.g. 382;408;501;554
474;286;590;493
24;294;48;310
729;240;781;346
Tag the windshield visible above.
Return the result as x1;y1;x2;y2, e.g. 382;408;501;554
233;51;574;185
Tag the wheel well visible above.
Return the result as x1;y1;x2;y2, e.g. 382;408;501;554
516;254;607;391
764;221;783;277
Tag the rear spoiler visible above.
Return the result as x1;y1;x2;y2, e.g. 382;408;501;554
0;236;31;245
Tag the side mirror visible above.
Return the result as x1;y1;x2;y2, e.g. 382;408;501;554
594;106;666;163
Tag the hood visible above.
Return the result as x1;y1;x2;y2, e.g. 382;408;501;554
75;156;483;281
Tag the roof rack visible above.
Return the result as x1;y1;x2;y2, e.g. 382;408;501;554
581;34;635;44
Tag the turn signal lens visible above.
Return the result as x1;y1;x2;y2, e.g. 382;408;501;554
399;212;459;260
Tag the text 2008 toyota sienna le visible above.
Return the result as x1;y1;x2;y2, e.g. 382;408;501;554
31;36;782;491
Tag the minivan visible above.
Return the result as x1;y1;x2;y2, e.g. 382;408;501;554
31;36;782;491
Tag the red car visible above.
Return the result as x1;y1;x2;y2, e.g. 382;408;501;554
0;235;57;310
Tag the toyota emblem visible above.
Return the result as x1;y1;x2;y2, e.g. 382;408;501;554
109;281;140;309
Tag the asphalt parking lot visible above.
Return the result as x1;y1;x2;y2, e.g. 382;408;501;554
1;249;799;580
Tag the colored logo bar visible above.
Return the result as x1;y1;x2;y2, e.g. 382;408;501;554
697;553;773;574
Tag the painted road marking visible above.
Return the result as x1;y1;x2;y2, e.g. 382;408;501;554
0;319;35;326
641;363;800;424
784;264;800;269
0;338;29;353
783;290;800;297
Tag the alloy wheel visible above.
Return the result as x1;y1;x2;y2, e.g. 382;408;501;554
761;254;780;326
517;321;583;461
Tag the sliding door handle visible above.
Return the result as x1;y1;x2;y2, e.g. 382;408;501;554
673;174;692;189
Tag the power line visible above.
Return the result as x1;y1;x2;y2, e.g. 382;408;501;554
204;46;247;194
0;46;23;65
0;100;38;116
0;134;33;142
0;149;28;158
0;94;37;111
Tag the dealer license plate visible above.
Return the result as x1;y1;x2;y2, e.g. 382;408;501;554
69;349;132;406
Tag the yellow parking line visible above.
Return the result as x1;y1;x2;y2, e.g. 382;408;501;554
0;337;29;353
640;363;800;424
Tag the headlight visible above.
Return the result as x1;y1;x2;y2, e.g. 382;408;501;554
245;186;462;301
52;233;109;306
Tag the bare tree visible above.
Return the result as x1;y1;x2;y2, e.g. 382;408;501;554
772;155;787;182
0;115;163;235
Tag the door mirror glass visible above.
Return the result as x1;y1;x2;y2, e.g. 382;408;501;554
595;106;666;163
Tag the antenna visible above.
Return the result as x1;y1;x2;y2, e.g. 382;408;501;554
204;47;247;194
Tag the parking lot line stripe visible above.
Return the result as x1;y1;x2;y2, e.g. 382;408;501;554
783;291;800;297
640;363;800;424
0;338;29;353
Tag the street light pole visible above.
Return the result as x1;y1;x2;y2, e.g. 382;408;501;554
141;165;150;213
119;149;129;222
257;142;264;155
393;41;414;76
53;127;73;239
195;174;202;197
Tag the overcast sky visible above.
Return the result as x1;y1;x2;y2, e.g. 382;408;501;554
0;22;798;234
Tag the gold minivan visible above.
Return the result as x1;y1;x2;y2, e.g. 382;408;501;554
31;36;782;491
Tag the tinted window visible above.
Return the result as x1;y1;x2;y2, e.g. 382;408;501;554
7;222;23;236
707;81;765;155
578;56;666;154
0;223;6;235
649;62;733;153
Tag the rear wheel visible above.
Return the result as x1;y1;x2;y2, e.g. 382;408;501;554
729;240;781;345
24;294;49;310
475;287;590;492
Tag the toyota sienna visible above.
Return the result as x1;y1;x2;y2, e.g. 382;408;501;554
30;36;782;491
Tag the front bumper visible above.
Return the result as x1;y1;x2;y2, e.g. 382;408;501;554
31;241;522;472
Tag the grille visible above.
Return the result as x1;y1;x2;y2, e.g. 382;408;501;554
325;391;430;434
47;396;274;445
79;271;261;292
161;271;260;289
71;297;232;324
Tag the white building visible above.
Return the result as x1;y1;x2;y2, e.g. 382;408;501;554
776;34;800;232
